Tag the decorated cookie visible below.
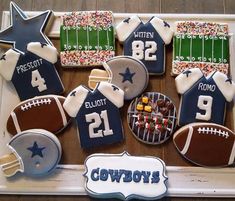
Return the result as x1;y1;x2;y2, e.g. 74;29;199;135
89;56;149;100
63;82;124;149
84;152;167;200
60;11;115;66
173;123;235;167
0;129;61;177
0;2;53;52
0;42;64;101
116;15;173;74
172;21;229;76
127;92;177;144
175;68;235;126
7;95;70;136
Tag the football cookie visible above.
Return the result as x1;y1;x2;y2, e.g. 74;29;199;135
127;92;177;144
173;123;235;167
7;95;70;135
89;56;149;100
0;42;64;101
172;21;229;76
175;68;235;126
0;129;61;177
0;2;53;52
116;15;173;74
60;11;115;66
63;82;124;149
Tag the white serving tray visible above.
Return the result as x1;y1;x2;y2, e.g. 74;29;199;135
0;12;235;197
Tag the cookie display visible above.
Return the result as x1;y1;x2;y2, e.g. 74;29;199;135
127;92;177;144
7;95;70;136
116;15;173;74
172;21;229;76
89;56;149;100
0;42;64;101
0;2;53;52
175;68;235;126
84;152;167;200
63;82;124;149
0;129;61;177
60;11;115;66
173;123;235;167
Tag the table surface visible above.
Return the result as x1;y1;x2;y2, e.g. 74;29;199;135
0;0;235;201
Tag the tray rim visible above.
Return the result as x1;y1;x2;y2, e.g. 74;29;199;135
0;12;235;197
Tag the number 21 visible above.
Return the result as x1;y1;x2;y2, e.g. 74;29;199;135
85;110;113;138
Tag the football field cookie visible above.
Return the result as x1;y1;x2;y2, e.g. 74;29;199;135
175;68;235;126
89;56;149;100
0;42;64;101
172;21;229;76
127;92;177;144
60;11;115;66
0;2;53;52
7;95;70;136
63;82;124;149
116;15;173;74
173;123;235;167
0;129;61;177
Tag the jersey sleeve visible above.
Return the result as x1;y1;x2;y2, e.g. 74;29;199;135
150;17;174;45
63;86;89;117
0;49;20;81
27;42;58;64
116;15;141;43
213;72;235;102
98;82;124;108
175;68;204;95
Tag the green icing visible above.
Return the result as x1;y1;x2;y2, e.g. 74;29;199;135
173;34;229;63
60;26;115;51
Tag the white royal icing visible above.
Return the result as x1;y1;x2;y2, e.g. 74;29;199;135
0;49;20;81
63;86;89;118
54;96;68;126
98;82;124;108
116;15;141;43
175;68;204;94
10;112;21;133
212;71;235;102
150;17;174;44
27;42;58;64
84;152;167;200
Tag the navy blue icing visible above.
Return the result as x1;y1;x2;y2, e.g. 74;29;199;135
119;67;136;84
11;48;64;101
0;2;53;52
179;74;227;126
90;168;160;184
75;84;124;149
123;18;165;74
27;141;45;158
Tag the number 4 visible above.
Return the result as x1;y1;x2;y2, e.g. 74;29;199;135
31;70;47;92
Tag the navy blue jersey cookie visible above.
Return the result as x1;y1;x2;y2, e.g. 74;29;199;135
63;82;124;149
116;15;173;75
0;42;64;101
175;68;235;126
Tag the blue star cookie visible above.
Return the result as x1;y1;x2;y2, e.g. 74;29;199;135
0;2;54;52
